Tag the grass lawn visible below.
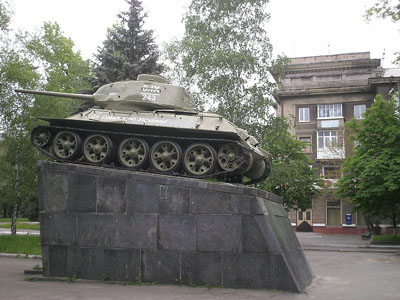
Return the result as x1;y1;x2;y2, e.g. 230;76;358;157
0;235;41;255
0;223;40;230
0;218;29;222
372;234;400;244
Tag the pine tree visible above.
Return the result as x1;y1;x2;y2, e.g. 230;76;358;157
92;0;163;88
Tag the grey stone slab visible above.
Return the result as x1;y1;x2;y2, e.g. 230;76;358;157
102;249;141;281
280;250;313;292
242;215;271;253
197;215;241;252
205;181;245;195
158;215;197;250
159;186;190;215
117;214;157;249
181;252;222;286
191;189;231;214
42;169;69;212
272;253;302;293
41;245;49;277
66;247;103;280
40;213;76;245
76;214;117;248
268;215;301;253
222;252;274;289
263;200;287;217
48;245;67;277
126;181;159;213
37;164;44;212
231;194;266;215
97;177;127;213
67;173;97;213
255;215;284;253
142;250;180;284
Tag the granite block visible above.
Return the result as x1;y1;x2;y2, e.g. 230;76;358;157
191;189;231;214
142;250;180;284
103;249;141;281
40;213;76;245
48;245;67;277
97;177;126;213
126;181;159;213
222;252;274;289
158;215;197;250
67;173;97;212
181;252;222;286
67;247;103;280
42;169;69;212
231;194;266;215
159;186;190;215
76;214;117;248
117;214;157;249
242;215;271;253
198;215;241;252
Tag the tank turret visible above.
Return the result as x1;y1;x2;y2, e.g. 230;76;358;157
16;74;270;184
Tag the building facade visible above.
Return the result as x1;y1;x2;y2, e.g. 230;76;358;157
276;52;400;234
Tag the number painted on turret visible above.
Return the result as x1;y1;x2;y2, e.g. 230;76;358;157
141;84;161;102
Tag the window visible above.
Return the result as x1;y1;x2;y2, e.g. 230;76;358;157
354;104;366;119
299;107;310;122
318;104;342;118
317;131;344;149
322;166;341;179
299;136;312;153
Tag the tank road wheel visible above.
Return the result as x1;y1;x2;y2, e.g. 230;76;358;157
218;143;245;172
32;127;51;147
183;143;217;177
150;140;182;173
83;134;113;164
118;138;149;169
53;131;81;161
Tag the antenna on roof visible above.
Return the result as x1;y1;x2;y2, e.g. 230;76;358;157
382;48;386;67
328;42;330;55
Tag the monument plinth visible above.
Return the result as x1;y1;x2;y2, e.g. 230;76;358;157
38;161;313;292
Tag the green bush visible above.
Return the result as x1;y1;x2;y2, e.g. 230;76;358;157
372;234;400;244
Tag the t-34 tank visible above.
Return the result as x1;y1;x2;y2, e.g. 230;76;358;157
15;74;270;184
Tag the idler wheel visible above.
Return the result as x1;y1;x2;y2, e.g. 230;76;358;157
150;140;182;172
183;143;217;177
83;134;113;164
118;138;149;169
32;127;51;147
217;143;244;172
53;131;81;161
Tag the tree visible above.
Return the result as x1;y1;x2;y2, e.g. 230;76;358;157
258;117;323;211
336;97;400;236
365;0;400;65
0;0;11;32
164;0;285;135
92;0;163;88
0;22;91;234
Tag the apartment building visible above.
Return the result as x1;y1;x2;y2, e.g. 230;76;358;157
276;52;400;234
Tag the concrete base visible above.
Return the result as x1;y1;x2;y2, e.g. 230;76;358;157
38;161;313;292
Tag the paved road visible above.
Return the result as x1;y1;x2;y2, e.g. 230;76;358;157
1;250;400;300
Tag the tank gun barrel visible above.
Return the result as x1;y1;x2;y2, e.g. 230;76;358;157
15;89;95;102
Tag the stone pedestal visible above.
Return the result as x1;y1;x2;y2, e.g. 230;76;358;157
38;161;313;292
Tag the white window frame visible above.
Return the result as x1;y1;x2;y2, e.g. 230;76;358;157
354;104;366;119
299;136;312;153
321;166;342;180
317;131;344;149
317;104;342;119
299;107;310;122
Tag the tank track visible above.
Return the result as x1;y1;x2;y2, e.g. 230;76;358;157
31;125;258;184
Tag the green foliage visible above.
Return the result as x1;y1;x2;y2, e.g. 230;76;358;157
0;235;41;255
92;0;163;88
0;0;11;32
336;97;400;235
258;117;323;211
164;0;285;134
0;223;40;230
0;21;92;233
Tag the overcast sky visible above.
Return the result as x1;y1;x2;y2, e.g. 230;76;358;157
9;0;400;68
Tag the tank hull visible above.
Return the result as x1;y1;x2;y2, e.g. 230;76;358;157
31;109;269;184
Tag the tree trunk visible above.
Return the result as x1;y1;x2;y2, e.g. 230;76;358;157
10;203;17;235
392;213;397;237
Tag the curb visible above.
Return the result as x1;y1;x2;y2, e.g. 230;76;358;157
0;253;42;259
302;245;400;253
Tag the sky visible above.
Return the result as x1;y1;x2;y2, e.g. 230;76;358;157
9;0;400;68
